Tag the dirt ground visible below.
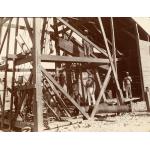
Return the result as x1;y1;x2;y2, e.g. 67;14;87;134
50;101;150;132
1;100;150;132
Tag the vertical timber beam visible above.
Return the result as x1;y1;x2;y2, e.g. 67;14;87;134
9;18;19;130
110;17;117;75
33;18;43;131
0;19;2;45
1;19;12;129
53;17;61;68
135;23;145;102
98;17;124;105
41;17;47;53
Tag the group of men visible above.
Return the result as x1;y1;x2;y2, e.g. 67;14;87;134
54;66;96;107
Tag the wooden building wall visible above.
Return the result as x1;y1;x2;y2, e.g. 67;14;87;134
139;40;150;89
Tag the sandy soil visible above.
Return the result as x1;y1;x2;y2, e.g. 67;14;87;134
54;112;150;132
50;101;150;132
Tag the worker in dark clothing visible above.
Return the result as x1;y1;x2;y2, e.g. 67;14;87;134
123;72;132;99
82;29;93;57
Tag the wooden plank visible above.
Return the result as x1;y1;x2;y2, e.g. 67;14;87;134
41;18;47;51
15;56;32;65
53;18;61;68
41;55;110;64
1;23;11;129
110;18;117;74
9;18;19;130
0;68;54;72
32;18;43;131
58;38;74;55
41;67;89;119
8;55;109;65
91;67;112;118
24;18;33;44
98;17;124;105
145;88;150;111
57;17;108;57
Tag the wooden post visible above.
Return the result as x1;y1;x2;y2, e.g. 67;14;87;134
98;17;124;105
145;87;150;111
53;17;61;68
1;19;12;129
32;18;43;131
110;17;117;75
41;18;47;51
0;95;2;111
0;19;2;45
9;18;19;130
147;35;150;55
134;23;145;102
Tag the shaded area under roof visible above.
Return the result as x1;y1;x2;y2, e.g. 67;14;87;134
63;17;150;53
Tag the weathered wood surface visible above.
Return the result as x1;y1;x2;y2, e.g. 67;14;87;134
139;40;150;88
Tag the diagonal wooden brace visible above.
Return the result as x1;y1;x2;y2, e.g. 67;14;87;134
24;18;33;44
57;17;108;57
98;17;124;105
43;76;72;117
91;67;112;118
41;66;90;119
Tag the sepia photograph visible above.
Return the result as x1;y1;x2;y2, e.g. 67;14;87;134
0;17;150;132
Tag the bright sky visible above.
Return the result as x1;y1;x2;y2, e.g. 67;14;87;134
133;17;150;35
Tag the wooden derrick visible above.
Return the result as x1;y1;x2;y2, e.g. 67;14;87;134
0;17;144;131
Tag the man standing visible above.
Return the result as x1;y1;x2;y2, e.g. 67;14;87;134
123;72;132;99
82;29;93;57
85;72;96;106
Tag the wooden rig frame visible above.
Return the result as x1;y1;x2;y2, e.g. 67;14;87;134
0;17;146;132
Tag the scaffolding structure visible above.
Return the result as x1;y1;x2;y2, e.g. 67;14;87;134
0;17;134;131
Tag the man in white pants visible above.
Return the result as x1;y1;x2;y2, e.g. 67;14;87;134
123;72;132;99
85;73;96;106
